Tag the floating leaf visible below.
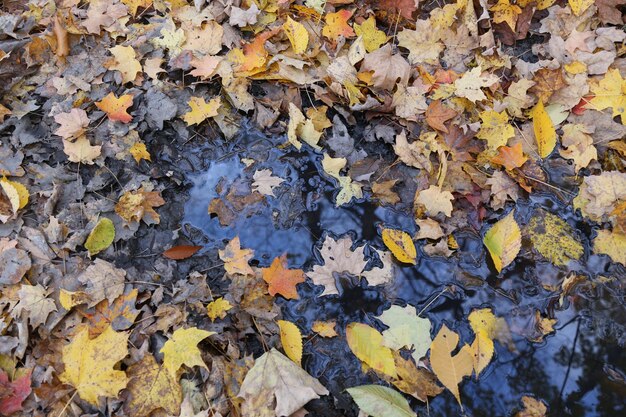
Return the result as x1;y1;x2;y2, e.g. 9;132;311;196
163;245;202;260
483;211;521;272
346;322;397;378
278;320;303;365
378;305;431;363
381;228;417;264
527;210;583;266
347;385;416;417
429;324;474;406
593;229;626;266
85;217;115;256
262;255;305;300
219;236;254;276
312;321;338;338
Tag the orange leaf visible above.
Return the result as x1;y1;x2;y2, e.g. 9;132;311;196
163;245;202;260
425;100;457;133
491;143;528;170
83;289;139;337
95;92;133;123
261;255;305;300
322;10;355;41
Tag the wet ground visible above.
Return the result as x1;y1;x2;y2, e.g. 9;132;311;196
179;126;626;417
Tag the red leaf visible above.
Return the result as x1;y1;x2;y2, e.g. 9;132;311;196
163;245;202;260
572;95;594;115
0;369;31;415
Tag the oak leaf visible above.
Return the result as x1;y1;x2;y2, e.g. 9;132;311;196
160;327;214;376
60;325;129;405
262;255;305;300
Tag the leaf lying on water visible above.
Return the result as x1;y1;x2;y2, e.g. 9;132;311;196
483;211;521;273
346;322;397;378
347;385;416;417
381;228;417;264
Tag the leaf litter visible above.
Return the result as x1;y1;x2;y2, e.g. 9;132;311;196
0;0;625;417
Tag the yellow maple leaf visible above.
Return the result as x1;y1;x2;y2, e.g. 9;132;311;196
476;110;515;149
278;320;303;365
312;321;338;338
218;236;255;276
183;96;221;126
429;324;474;406
282;16;308;54
129;141;151;163
353;16;387;53
121;0;152;16
60;325;129;405
346;322;397;378
206;297;233;321
125;354;182;417
381;228;416;264
530;100;556;158
490;0;522;30
160;327;215;376
108;45;142;84
586;69;626;124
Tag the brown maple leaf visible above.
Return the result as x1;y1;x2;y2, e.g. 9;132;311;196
426;100;458;133
530;68;566;103
262;254;305;300
442;124;480;162
375;0;418;20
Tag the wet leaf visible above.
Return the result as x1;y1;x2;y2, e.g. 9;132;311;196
238;349;328;417
377;305;431;362
11;284;57;328
206;297;233;321
530;100;556;158
182;97;221;126
483;211;521;272
252;169;285;197
85;217;115;256
392;352;443;402
125;354;182;417
515;395;547;417
573;171;626;224
160;327;215;376
219;236;254;276
0;368;31;415
262;255;305;300
278;320;303;365
60;326;129;405
163;245;202;260
115;187;165;225
346;322;397;378
381;228;416;264
467;309;496;375
429;324;474;406
527;210;583;266
312;321;338;338
347;385;415;417
593;229;626;265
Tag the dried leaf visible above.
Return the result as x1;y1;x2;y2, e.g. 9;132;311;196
160;327;214;376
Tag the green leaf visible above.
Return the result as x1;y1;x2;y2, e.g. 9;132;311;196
85;218;115;256
347;385;416;417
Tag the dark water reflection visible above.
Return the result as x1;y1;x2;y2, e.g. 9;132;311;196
182;129;626;417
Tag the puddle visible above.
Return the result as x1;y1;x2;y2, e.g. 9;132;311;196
182;128;626;416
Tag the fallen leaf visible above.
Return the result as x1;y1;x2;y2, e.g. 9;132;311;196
377;305;431;362
392;352;443;402
218;236;254;276
425;100;457;133
573;171;626;224
454;67;499;102
353;16;387;52
109;45;142;84
252;169;285;197
12;284;57;328
125;354;182;417
468;309;497;375
515;395;548;417
229;4;260;27
63;136;102;164
372;180;401;205
483;211;521;272
96;92;133;123
85;217;115;256
530;68;566;103
586;69;626;124
346;322;397;378
283;17;308;54
183;97;221;126
130;142;151;163
491;0;522;30
491;143;528;170
312;321;338;338
160;327;215;376
429;324;474;406
77;259;126;307
568;0;594;16
559;124;596;171
476;110;515;150
262;255;305;300
0;368;31;416
60;325;129;405
163;245;202;260
278;320;303;365
206;297;233;321
414;185;454;218
593;229;626;265
0;238;31;285
381;228;416;264
361;44;411;91
527;210;583;266
84;290;139;337
238;349;328;417
53;108;89;140
530;100;556;158
115;187;165;225
347;385;415;417
322;10;355;41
